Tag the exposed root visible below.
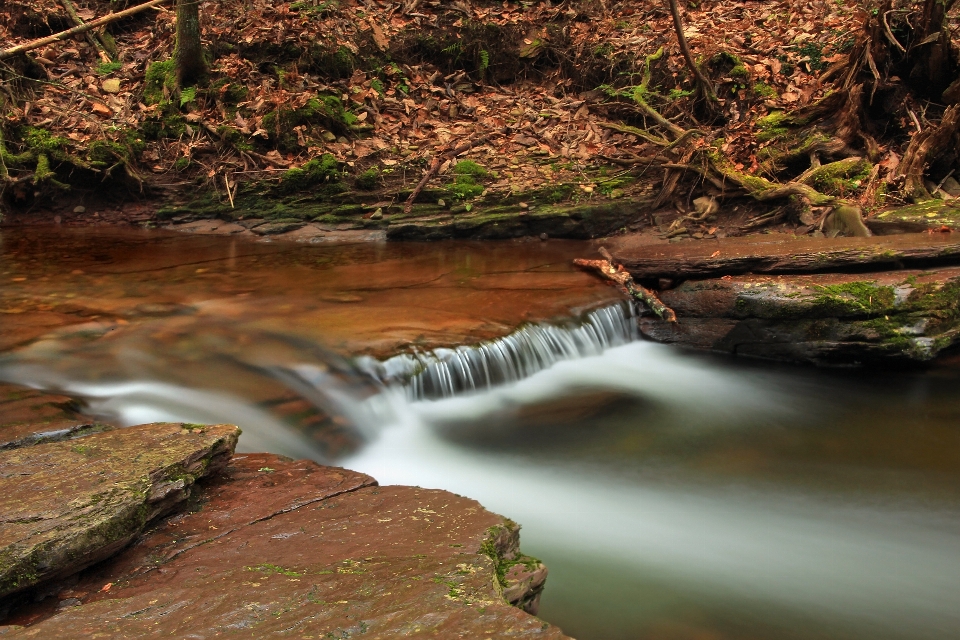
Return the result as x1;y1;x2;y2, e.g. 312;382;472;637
896;104;960;201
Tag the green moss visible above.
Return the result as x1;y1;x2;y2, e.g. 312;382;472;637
754;82;777;98
756;111;788;142
277;154;340;194
144;60;176;106
355;166;380;190
444;161;489;200
21;127;68;153
210;80;248;104
173;157;191;172
810;281;896;315
141;112;187;140
453;160;488;179
95;61;122;75
544;184;574;203
808;158;871;195
87;132;145;167
262;95;348;151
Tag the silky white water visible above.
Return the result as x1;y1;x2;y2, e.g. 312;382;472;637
5;335;960;639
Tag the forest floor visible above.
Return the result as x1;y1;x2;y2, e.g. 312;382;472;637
4;0;941;241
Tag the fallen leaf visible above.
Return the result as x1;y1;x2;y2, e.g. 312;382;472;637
90;102;112;118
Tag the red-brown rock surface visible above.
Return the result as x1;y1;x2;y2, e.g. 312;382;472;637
0;382;110;450
1;454;568;639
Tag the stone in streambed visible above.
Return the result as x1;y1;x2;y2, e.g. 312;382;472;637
2;454;567;638
0;422;240;599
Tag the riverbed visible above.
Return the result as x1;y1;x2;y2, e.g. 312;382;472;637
2;227;959;640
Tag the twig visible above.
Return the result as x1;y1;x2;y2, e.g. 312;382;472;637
224;174;235;208
908;109;922;133
0;0;170;60
882;10;907;53
574;248;678;322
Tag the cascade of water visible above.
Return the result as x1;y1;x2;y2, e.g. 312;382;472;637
357;302;638;400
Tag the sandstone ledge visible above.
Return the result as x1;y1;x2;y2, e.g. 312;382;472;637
1;453;566;639
640;267;960;364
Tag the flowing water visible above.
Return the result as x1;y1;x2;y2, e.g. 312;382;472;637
2;227;960;640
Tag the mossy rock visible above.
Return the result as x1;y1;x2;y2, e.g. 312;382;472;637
0;423;240;598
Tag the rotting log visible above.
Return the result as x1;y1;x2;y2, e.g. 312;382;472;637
607;233;960;280
574;247;677;322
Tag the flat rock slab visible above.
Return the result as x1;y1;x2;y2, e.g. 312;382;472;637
867;200;960;234
640;267;960;364
607;232;960;279
0;382;110;450
0;423;240;598
1;454;568;639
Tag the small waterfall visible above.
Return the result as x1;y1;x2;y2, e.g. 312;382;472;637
358;302;638;400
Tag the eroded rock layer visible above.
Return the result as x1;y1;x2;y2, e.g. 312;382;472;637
640;267;960;364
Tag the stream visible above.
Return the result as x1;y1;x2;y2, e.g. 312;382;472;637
2;227;960;640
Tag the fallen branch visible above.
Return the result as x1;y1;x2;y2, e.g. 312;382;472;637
0;0;170;60
60;0;112;64
574;247;677;322
403;128;505;213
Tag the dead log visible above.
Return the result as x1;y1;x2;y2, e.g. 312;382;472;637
574;248;677;322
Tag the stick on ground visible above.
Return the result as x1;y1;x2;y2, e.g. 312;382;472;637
574;248;677;322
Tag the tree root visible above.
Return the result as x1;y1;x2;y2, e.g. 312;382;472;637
896;104;960;201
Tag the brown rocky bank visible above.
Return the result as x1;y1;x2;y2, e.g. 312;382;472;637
604;233;960;366
0;399;564;638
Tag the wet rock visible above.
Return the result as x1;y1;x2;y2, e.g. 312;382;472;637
0;423;240;599
693;196;719;217
941;176;960;198
0;382;110;450
822;205;871;238
251;221;306;236
639;267;960;365
2;454;567;639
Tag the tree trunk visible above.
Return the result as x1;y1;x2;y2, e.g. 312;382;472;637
908;0;957;97
174;0;205;87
